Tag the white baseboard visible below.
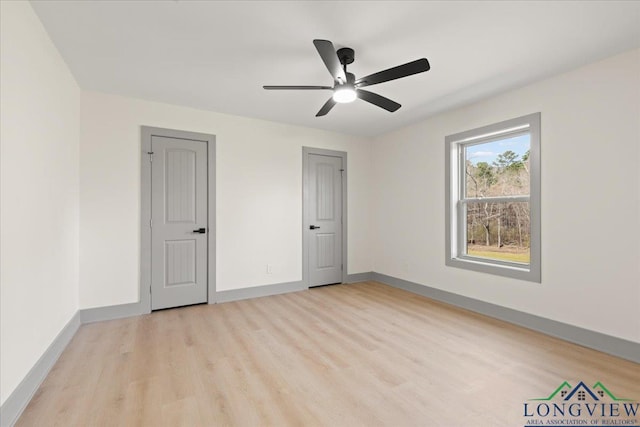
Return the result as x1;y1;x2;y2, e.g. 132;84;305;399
216;280;307;303
80;302;145;323
346;272;373;283
0;312;81;427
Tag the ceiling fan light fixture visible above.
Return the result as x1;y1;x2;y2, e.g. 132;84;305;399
332;86;357;103
263;39;430;116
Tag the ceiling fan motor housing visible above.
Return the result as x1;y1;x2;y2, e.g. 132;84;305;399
337;47;355;65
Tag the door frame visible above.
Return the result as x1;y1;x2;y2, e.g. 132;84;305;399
302;147;348;287
141;126;216;312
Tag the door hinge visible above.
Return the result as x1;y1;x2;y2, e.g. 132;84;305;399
150;218;153;227
148;151;154;162
341;264;343;270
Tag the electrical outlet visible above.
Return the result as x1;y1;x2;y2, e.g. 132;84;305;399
267;264;273;274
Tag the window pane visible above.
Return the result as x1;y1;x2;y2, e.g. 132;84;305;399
465;134;530;198
465;201;530;264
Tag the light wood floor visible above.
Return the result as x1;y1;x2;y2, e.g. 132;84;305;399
17;281;640;426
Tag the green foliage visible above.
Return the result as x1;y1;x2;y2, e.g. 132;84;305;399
475;161;496;185
493;150;524;172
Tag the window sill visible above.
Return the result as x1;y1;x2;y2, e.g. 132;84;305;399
446;256;540;283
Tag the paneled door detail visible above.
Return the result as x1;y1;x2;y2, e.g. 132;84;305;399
151;136;208;309
308;153;343;286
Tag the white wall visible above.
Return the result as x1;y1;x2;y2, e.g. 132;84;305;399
79;92;372;308
371;49;640;343
0;2;80;405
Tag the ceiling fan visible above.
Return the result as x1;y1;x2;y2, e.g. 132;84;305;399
263;39;430;117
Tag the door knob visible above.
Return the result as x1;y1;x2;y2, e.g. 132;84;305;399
193;228;206;234
309;225;320;230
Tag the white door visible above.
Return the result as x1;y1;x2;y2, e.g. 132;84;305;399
151;136;208;310
308;153;343;286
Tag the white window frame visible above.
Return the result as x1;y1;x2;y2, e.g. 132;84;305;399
445;113;541;283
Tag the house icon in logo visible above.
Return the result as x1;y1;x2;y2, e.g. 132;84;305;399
563;381;599;401
530;381;572;401
556;381;572;399
530;381;633;402
593;382;634;402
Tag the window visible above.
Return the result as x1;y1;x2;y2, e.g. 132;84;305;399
445;113;540;282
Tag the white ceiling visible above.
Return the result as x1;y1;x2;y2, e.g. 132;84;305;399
31;1;640;137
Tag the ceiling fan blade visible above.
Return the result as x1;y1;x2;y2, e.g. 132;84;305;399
263;85;333;90
355;58;430;88
316;97;337;117
357;89;401;112
313;39;347;83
